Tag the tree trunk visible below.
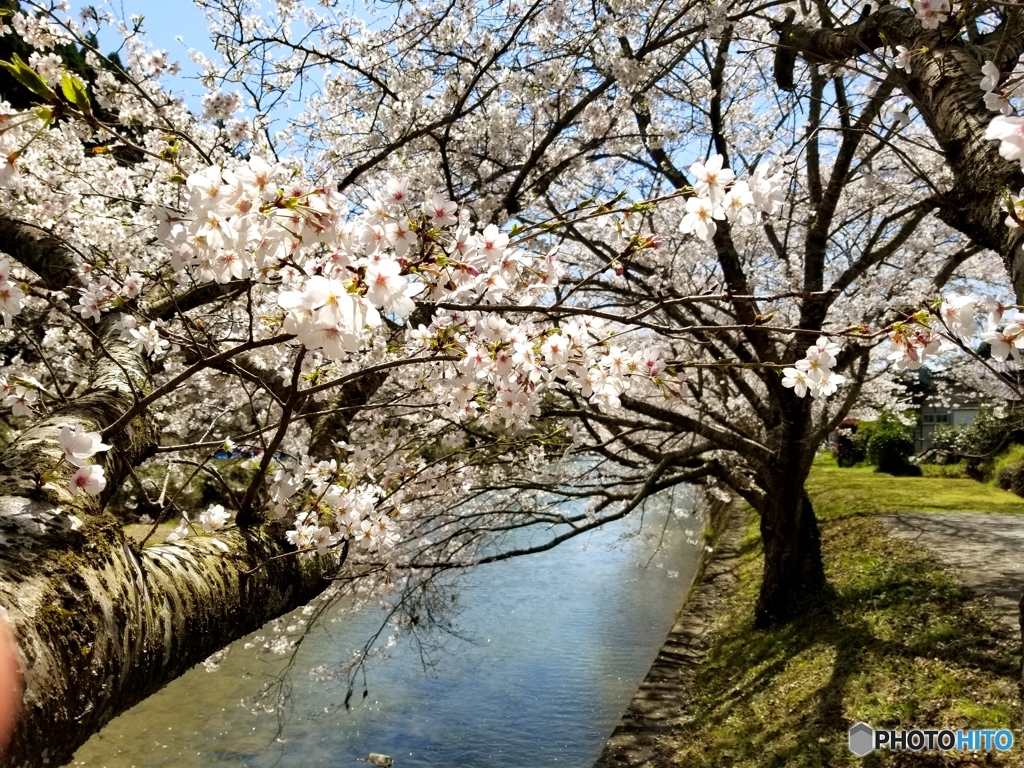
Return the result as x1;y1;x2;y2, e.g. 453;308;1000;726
0;517;340;767
754;403;827;627
754;482;826;627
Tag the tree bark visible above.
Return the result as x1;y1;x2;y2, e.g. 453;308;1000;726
0;517;340;767
755;483;826;627
754;402;827;627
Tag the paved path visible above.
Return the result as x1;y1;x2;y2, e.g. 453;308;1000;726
884;512;1024;628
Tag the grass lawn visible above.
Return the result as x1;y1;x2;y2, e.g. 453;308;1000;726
809;454;1024;519
663;456;1023;767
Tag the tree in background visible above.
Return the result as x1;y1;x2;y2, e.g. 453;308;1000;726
199;0;1019;621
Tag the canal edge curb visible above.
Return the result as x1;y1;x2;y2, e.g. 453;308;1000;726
593;496;746;768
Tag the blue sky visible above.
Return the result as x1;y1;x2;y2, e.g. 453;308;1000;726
71;0;217;107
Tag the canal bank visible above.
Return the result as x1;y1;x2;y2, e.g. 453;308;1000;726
595;498;744;768
595;458;1023;767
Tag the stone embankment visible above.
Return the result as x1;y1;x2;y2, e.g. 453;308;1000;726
595;504;745;767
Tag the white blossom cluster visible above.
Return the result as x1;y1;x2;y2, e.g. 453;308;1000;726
678;155;786;242
781;337;846;398
978;61;1021;116
887;293;1024;368
58;426;110;497
410;310;677;427
269;453;397;557
159;165;568;361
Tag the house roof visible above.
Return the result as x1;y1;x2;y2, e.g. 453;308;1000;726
919;362;1023;408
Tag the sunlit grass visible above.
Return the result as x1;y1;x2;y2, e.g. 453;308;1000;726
662;461;1021;768
808;453;1024;519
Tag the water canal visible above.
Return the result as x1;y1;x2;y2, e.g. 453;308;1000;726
74;489;702;767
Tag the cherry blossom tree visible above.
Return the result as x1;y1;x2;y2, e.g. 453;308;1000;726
194;0;1019;620
0;0;1019;763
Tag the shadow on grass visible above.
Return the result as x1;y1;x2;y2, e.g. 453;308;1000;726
667;516;1020;768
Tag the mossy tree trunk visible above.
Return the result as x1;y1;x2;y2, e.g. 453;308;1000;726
0;221;360;767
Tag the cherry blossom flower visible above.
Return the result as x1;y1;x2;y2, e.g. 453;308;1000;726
894;46;913;74
939;294;978;338
913;0;948;28
200;504;231;533
0;278;24;326
364;259;424;317
679;196;723;242
476;224;509;262
541;334;570;366
981;323;1024;362
1004;188;1024;229
984;90;1013;116
750;166;786;214
809;336;841;365
69;465;106;496
635;349;666;379
783;337;843;397
127;322;170;358
980;61;1000;92
813;371;846;398
58;426;111;468
722;181;755;224
120;273;145;298
888;326;941;369
689;154;735;205
385;220;418;256
3;385;36;417
782;367;815;397
983;296;1007;330
73;291;104;323
165;516;190;543
424;194;458;227
385;178;410;205
986;116;1024;168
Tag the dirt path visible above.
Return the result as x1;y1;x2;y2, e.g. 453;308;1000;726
884;512;1024;628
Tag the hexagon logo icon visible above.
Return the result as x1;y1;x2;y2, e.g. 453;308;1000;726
849;722;875;756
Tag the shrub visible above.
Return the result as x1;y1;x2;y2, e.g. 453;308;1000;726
932;409;1014;460
831;422;864;467
995;462;1024;493
866;430;920;475
863;411;920;476
932;411;1024;481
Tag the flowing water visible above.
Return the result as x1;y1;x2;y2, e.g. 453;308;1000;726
73;489;701;768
